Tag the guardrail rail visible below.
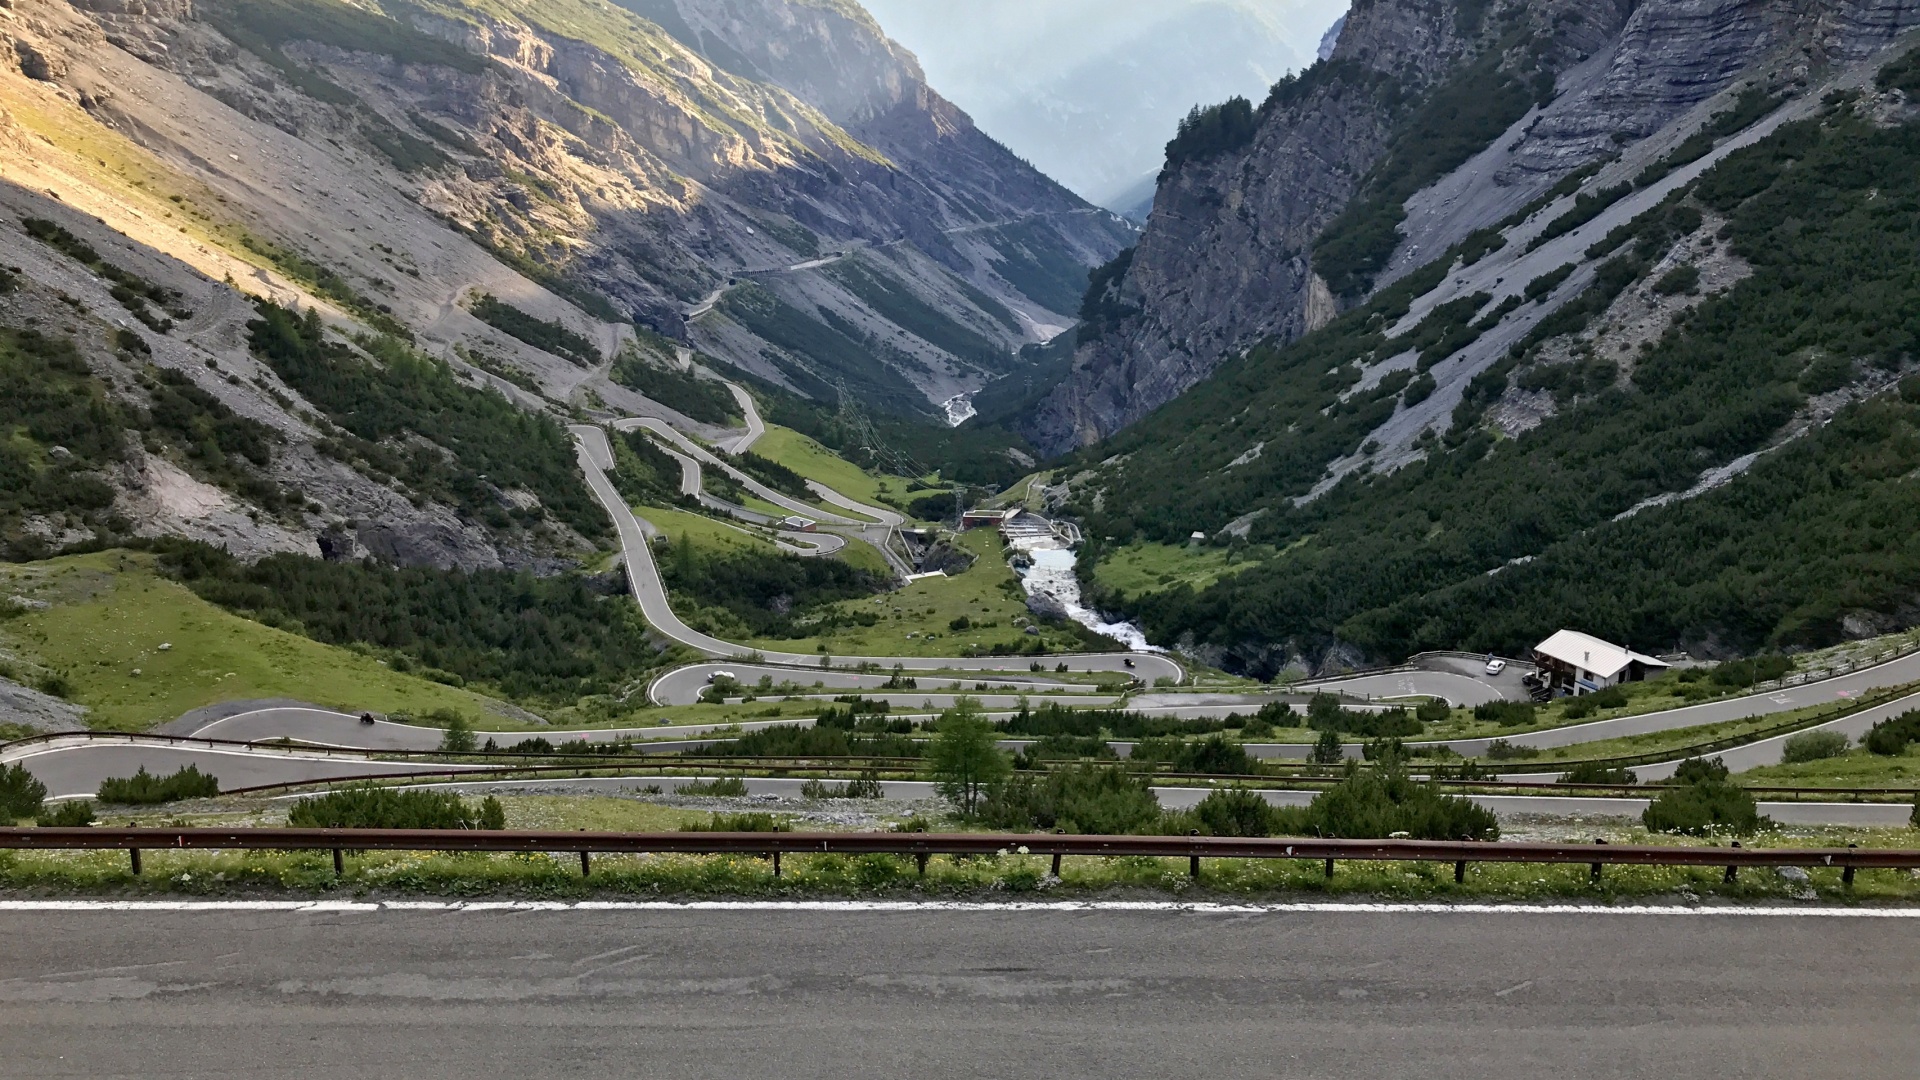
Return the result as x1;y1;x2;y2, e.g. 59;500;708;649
2;828;1915;887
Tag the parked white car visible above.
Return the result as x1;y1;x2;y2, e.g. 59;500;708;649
706;670;738;683
1484;658;1507;676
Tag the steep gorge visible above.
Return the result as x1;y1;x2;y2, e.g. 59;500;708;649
1030;0;1920;454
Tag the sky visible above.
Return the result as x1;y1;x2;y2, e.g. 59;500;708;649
861;0;1350;207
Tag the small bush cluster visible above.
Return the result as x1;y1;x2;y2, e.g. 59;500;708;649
287;784;506;829
1558;762;1637;785
1473;701;1537;727
36;801;95;827
677;776;749;797
1484;739;1539;761
1865;711;1920;756
1131;735;1259;776
1642;758;1770;836
96;766;220;805
1306;694;1422;738
1;763;48;821
800;776;884;800
680;813;789;833
1780;730;1850;764
1285;764;1500;841
979;765;1164;835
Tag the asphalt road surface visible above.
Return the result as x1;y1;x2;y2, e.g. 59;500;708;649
389;777;1914;827
1;905;1915;1079
0;739;487;800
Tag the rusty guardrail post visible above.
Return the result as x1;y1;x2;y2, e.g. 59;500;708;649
1454;860;1467;884
1724;841;1741;884
128;848;141;876
1843;843;1857;887
1590;838;1606;882
333;848;343;877
772;850;781;878
1324;857;1335;879
580;850;591;877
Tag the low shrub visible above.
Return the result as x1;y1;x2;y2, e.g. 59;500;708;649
1290;763;1500;841
1415;700;1451;724
1780;730;1850;764
1309;729;1345;765
36;800;94;827
680;812;789;832
1484;739;1539;761
1473;701;1537;727
677;776;749;797
1864;710;1920;756
1588;685;1628;709
1178;787;1281;837
1642;780;1769;837
287;784;506;829
799;775;885;799
1307;694;1422;737
0;762;48;820
434;711;478;754
96;765;221;805
1672;757;1731;785
978;764;1162;835
1558;762;1637;785
1642;757;1769;836
1146;734;1259;776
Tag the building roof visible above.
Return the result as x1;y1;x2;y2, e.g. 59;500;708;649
1533;629;1670;679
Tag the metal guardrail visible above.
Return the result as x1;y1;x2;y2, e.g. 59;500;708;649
214;762;1920;805
1749;638;1920;693
1;828;1914;885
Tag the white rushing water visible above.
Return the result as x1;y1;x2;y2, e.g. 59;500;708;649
1011;540;1162;653
941;393;977;427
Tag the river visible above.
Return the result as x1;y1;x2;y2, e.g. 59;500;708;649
1011;540;1162;654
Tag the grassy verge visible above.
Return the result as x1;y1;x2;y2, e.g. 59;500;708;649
1468;702;1855;766
0;552;506;732
1738;747;1920;789
741;530;1089;658
635;502;781;554
2;828;1915;902
751;426;933;517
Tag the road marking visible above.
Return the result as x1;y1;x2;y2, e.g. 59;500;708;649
1495;980;1534;997
2;900;1918;917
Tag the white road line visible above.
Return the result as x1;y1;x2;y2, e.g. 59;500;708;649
1;900;1916;916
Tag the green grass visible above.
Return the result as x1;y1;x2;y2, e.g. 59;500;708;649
1477;703;1852;766
1093;542;1268;597
832;539;893;577
633;503;781;554
752;425;933;518
743;530;1082;658
2;823;1915;901
1739;747;1920;789
0;552;502;732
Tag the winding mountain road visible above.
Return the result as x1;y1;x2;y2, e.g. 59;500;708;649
568;424;1181;681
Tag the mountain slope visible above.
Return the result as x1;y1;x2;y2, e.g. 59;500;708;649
0;0;1128;568
1048;4;1920;674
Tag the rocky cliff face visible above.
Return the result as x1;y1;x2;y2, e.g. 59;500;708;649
1028;0;1920;454
0;0;1128;570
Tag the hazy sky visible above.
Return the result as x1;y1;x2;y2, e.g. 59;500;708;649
861;0;1349;204
863;1;1344;102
